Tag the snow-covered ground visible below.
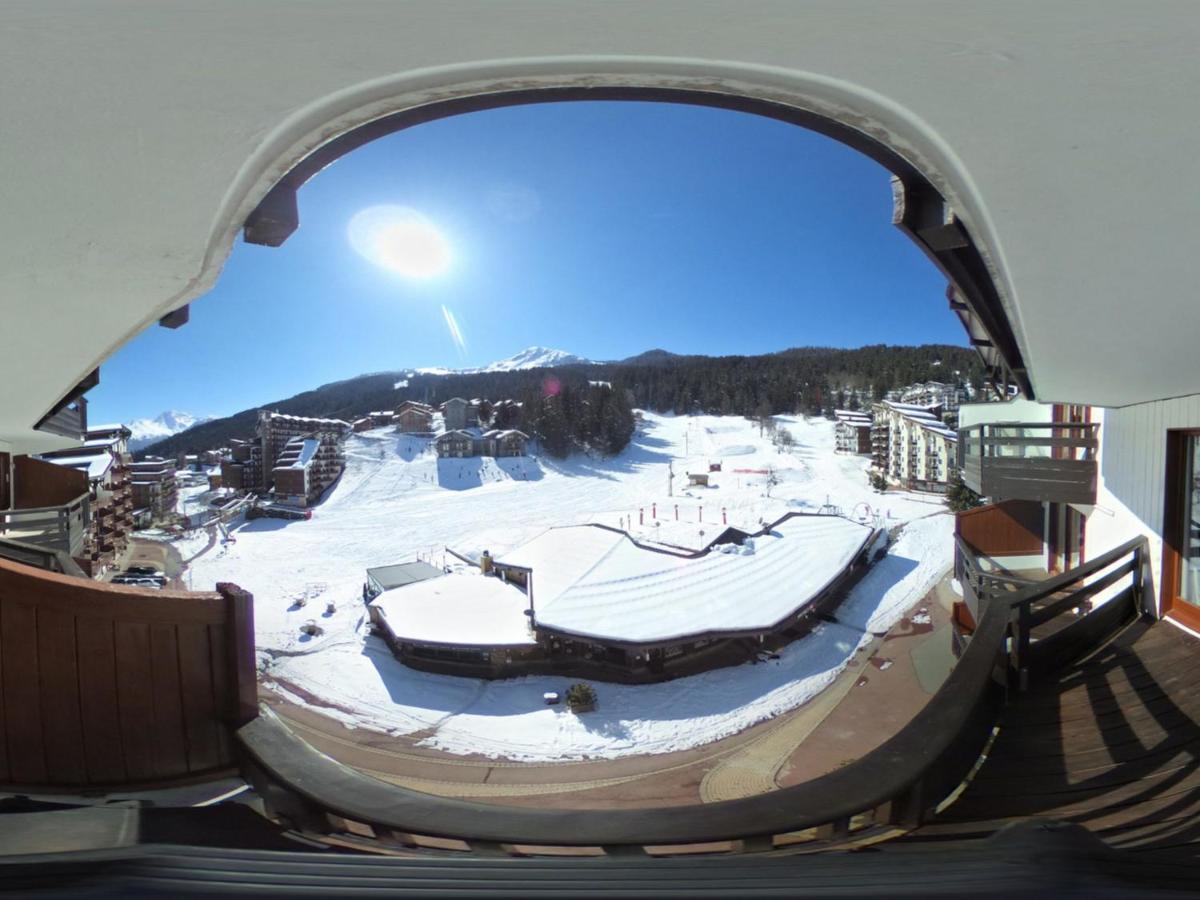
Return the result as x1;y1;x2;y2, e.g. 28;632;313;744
184;412;954;761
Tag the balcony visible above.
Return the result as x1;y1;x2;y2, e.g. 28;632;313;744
0;492;90;558
958;421;1098;504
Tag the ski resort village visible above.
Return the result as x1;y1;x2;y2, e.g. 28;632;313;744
0;348;997;794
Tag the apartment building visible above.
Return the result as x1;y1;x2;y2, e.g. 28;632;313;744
871;401;958;492
128;456;179;523
258;411;350;506
220;438;264;492
36;424;135;574
441;397;475;431
833;410;872;454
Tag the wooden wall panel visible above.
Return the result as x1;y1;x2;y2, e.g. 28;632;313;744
75;619;127;783
12;455;87;509
149;624;188;777
35;606;86;784
957;500;1043;557
177;623;221;773
0;556;256;790
1;600;46;784
113;621;158;781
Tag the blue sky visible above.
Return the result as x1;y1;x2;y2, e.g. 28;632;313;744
90;100;960;423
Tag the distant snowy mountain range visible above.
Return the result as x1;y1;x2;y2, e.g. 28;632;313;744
126;410;213;450
409;346;595;378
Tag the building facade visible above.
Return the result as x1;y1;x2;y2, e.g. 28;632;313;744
395;403;433;433
33;424;134;574
441;397;475;431
128;456;179;524
834;410;872;454
257;412;350;506
871;401;959;492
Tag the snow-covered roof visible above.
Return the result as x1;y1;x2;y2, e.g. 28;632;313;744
496;517;875;645
278;437;321;468
834;410;871;424
261;412;350;429
436;429;474;442
916;421;958;441
370;569;536;647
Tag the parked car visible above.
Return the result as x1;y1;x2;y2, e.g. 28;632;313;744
124;565;162;576
112;574;167;588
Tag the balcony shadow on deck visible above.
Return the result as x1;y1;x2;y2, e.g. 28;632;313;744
913;617;1200;860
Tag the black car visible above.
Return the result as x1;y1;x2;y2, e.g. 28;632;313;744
125;565;162;576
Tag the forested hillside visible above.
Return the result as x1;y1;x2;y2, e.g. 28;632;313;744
143;343;983;458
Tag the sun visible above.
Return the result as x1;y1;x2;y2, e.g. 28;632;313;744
348;206;452;279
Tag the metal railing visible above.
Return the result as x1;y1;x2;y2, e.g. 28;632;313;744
0;492;90;557
0;536;87;577
958;421;1099;503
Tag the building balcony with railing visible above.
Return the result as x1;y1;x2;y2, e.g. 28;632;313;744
955;400;1099;508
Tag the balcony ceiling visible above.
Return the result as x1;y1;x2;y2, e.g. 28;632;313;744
1;2;1198;453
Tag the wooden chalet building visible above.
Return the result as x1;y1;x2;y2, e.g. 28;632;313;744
435;428;529;458
479;429;528;457
394;400;434;433
434;430;475;458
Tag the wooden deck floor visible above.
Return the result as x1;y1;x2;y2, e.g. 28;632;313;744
912;617;1200;860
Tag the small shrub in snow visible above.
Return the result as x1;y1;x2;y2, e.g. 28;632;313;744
566;682;597;713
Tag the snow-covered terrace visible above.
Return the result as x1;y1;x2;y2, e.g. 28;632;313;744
527;518;874;644
365;516;874;649
371;569;536;647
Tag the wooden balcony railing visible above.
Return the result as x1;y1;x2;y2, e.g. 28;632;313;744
234;532;1149;857
0;559;256;790
0;492;90;557
0;536;87;578
957;421;1098;503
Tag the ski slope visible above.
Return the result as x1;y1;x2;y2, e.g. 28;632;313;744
186;411;953;760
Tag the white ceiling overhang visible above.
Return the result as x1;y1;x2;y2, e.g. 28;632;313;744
2;2;1198;453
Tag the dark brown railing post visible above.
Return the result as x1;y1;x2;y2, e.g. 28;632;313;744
218;582;259;726
1132;540;1146;615
1009;601;1031;691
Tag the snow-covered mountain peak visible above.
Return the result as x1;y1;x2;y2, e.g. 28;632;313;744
412;347;594;377
127;410;212;450
483;346;592;372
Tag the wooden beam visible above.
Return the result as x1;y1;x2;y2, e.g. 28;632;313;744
243;185;298;247
158;305;189;329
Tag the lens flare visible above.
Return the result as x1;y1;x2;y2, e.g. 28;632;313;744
348;206;451;279
441;305;467;356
